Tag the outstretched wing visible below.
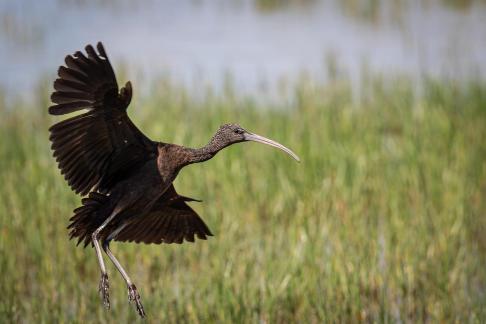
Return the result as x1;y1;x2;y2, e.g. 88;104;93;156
49;42;157;195
115;185;213;244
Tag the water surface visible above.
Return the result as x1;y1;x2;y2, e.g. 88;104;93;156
1;0;485;100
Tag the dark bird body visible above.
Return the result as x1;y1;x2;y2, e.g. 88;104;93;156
49;42;299;318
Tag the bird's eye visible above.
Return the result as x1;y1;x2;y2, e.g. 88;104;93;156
234;129;244;134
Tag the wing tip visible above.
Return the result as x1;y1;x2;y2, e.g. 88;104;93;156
96;42;107;57
64;54;75;67
48;105;62;115
57;66;66;78
120;81;133;108
85;43;96;54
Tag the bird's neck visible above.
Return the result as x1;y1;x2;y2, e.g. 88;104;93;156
185;138;227;165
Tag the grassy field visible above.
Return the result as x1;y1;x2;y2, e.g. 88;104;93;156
1;76;485;323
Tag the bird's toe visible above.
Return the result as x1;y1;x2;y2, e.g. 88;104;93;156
98;273;110;309
128;284;145;318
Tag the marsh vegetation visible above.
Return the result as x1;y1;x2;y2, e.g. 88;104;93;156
1;75;485;322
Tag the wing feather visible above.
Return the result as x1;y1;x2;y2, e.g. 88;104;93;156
49;42;157;195
114;185;213;245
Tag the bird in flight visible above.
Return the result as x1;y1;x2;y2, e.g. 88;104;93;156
49;42;299;318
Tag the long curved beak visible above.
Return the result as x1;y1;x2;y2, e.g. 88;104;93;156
244;132;300;162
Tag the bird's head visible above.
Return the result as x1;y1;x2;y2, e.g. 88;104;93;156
212;123;300;161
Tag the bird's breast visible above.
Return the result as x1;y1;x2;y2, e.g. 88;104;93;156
156;144;188;181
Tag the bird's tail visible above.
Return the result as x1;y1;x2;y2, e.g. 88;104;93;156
68;192;109;248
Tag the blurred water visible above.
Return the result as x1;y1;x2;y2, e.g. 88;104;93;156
1;0;485;101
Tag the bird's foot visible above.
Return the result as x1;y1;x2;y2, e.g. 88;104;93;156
128;284;145;318
98;273;110;309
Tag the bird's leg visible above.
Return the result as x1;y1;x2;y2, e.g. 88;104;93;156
92;234;110;309
91;211;118;309
102;239;146;318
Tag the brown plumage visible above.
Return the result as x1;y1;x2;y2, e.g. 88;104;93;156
49;42;299;318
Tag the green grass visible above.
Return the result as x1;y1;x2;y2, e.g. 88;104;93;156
1;76;486;323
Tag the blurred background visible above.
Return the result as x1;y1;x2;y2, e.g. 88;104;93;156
1;0;486;322
2;0;486;101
